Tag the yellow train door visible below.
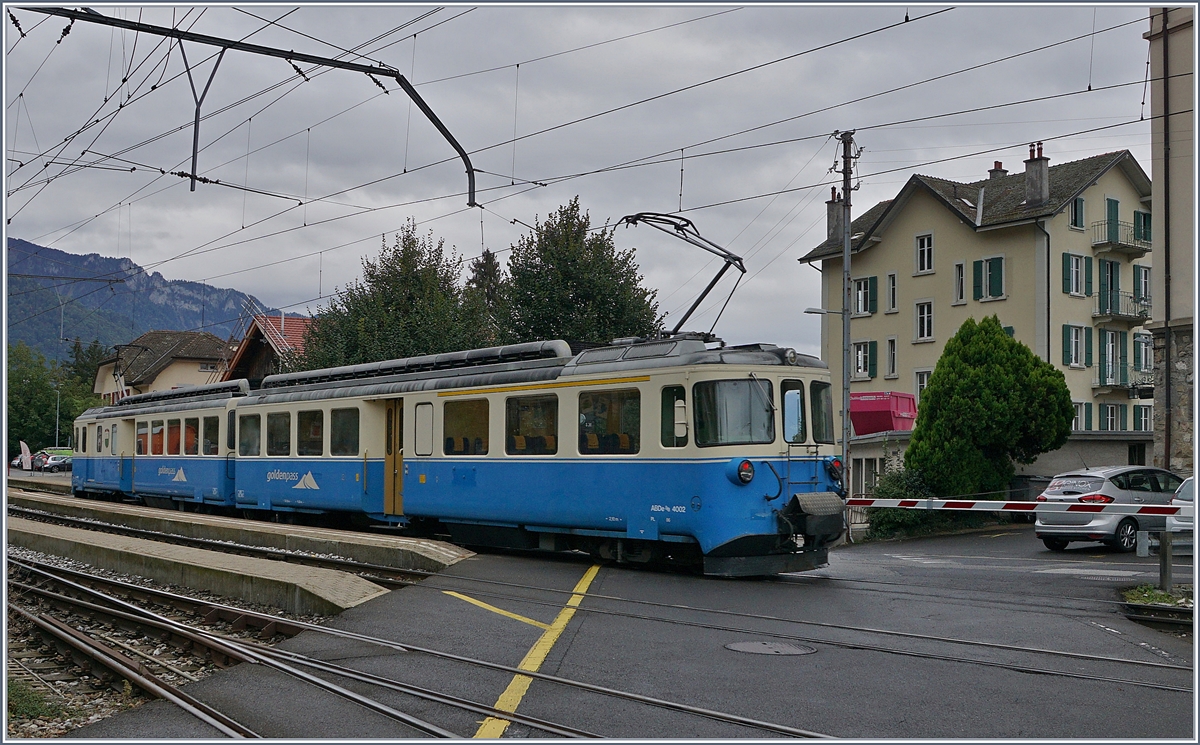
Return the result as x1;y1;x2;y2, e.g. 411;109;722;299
384;399;404;515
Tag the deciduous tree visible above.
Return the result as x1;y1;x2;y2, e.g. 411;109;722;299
505;198;661;345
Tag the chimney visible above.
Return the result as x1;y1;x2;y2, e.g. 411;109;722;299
827;187;843;241
1024;141;1049;206
988;160;1008;179
279;310;285;335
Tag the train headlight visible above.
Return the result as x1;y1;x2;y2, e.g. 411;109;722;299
737;460;755;484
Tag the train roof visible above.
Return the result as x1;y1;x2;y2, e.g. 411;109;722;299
79;380;250;420
79;337;829;413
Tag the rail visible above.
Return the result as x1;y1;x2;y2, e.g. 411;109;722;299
1093;290;1152;320
1091;220;1152;253
1093;363;1155;389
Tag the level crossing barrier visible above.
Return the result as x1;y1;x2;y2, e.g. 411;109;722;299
845;498;1193;518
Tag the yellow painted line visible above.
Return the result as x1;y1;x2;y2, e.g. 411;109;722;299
442;591;551;630
473;564;601;738
438;376;650;397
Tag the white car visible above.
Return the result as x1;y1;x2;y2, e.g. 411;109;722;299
1166;476;1193;533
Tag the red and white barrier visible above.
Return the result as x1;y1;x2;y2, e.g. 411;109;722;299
845;498;1195;518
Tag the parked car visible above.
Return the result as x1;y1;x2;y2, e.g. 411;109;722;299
1165;476;1194;534
1035;466;1186;552
10;455;23;470
29;451;50;470
44;455;72;473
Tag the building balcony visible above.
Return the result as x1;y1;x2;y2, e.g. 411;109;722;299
1091;220;1151;258
1093;363;1155;392
1093;291;1152;324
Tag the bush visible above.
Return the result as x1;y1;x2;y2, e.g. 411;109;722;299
7;677;67;720
865;467;998;540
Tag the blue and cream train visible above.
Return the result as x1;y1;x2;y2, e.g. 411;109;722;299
72;336;847;576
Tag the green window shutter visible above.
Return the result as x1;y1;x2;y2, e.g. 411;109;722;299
1085;403;1092;431
1119;404;1128;432
1084;256;1093;296
1133;405;1143;432
988;257;1004;297
1074;197;1085;227
1003;325;1014;337
1133;212;1143;241
868;276;878;314
1118;331;1128;384
1062;325;1071;365
867;340;877;379
1062;253;1072;294
1084;327;1093;367
1133;265;1144;302
972;260;983;300
1133;331;1142;370
1097;329;1107;374
1143;211;1151;242
1099;404;1108;431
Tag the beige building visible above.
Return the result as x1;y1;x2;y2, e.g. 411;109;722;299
799;147;1154;496
1145;7;1194;475
94;330;230;404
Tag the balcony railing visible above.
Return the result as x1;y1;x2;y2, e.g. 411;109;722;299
1091;220;1151;256
1093;363;1155;389
1093;290;1152;321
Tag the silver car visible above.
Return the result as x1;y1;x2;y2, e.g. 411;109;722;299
1165;476;1194;533
1035;466;1186;552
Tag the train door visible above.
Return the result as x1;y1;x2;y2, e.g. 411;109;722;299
117;419;135;493
384;399;404;515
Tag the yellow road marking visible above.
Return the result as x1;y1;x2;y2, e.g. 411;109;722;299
473;565;601;738
442;591;551;630
438;376;650;397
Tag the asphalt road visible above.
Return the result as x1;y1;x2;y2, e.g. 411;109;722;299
75;524;1194;738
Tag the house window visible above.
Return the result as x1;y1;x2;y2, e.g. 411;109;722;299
915;302;933;340
1133;210;1152;242
199;362;217;372
886;338;897;377
1134;265;1151;302
1069;197;1085;229
915;370;932;404
1134;333;1153;372
1100;403;1121;432
916;234;933;273
973;257;1005;300
1064;325;1083;366
1133;405;1152;432
853;277;875;315
852;341;876;379
1066;254;1082;295
886;273;897;311
1072;403;1084;431
953;263;965;304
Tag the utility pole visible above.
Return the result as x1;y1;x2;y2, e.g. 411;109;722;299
836;131;857;500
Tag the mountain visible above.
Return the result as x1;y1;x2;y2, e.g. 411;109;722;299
6;238;304;360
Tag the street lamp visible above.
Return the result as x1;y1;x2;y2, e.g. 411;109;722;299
804;306;851;494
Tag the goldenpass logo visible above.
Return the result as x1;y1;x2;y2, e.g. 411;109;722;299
266;469;300;482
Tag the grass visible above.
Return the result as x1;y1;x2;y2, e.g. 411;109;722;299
6;677;69;721
1123;584;1194;608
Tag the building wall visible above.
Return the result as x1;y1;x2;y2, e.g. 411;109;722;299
93;359;216;403
1146;7;1194;475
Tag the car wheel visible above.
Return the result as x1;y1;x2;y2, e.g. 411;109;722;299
1109;518;1138;552
1042;537;1069;552
49;466;58;473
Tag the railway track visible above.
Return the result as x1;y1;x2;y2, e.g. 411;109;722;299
9;559;832;738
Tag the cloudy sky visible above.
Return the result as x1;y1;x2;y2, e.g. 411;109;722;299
4;3;1156;357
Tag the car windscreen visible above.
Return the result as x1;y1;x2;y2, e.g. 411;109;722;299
1176;479;1194;502
1045;476;1106;495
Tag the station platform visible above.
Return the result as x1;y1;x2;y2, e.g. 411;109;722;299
7;490;471;573
7;516;389;615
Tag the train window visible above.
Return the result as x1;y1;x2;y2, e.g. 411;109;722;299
330;408;360;456
660;386;687;448
414;403;434;456
239;414;261;456
267;412;291;456
444;400;489;455
184;418;200;455
202;417;220;456
111;426;117;455
693;380;774;447
782;380;806;444
506;395;558;455
810;381;835;444
579;389;640;454
104;428;110;452
227;411;236;451
96;425;103;453
151;420;165;455
136;422;148;455
297;410;323;456
167;419;182;455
